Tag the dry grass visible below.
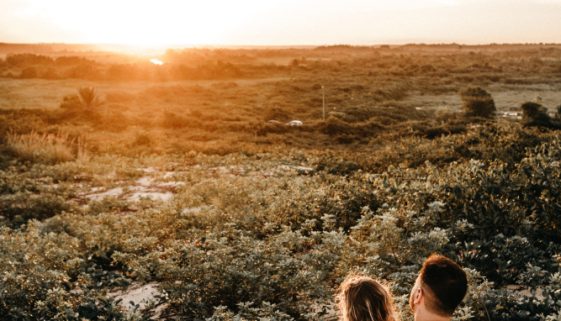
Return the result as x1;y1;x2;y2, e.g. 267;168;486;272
6;130;87;163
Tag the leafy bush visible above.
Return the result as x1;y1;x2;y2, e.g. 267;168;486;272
319;117;383;138
0;193;69;228
160;111;202;129
256;122;290;136
60;94;82;110
460;87;496;118
0;124;560;320
321;117;354;136
521;102;551;127
161;229;344;319
208;302;294;321
264;107;292;122
0;223;126;320
421;123;467;139
19;67;38;78
133;132;153;146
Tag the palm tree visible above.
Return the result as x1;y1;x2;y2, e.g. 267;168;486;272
77;87;103;109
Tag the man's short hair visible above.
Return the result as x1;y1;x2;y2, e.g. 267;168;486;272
419;254;468;316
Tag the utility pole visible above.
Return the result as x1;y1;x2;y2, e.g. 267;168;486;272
322;85;326;121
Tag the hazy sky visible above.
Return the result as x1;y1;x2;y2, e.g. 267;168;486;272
1;0;561;46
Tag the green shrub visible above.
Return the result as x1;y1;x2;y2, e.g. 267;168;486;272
1;126;561;320
521;102;551;127
0;223;126;320
263;107;292;122
0;169;76;228
460;87;496;118
256;122;290;136
423;124;467;139
133;132;153;146
208;302;295;320
160;111;202;129
162;229;344;319
60;94;82;110
0;193;69;228
19;67;37;78
321;117;355;136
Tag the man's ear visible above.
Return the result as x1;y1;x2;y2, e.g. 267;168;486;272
413;286;423;306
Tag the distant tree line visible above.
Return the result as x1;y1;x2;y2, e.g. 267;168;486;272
0;53;288;81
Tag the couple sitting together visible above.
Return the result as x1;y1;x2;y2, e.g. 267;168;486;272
338;254;468;321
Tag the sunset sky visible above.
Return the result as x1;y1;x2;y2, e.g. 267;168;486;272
1;0;561;47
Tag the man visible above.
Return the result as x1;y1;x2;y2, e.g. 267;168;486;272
409;254;468;321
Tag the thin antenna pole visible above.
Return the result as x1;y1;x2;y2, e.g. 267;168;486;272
322;85;325;121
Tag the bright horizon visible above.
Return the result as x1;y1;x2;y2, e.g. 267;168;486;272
1;0;561;48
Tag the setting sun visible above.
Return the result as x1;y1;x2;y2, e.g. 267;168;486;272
2;0;282;47
2;0;561;46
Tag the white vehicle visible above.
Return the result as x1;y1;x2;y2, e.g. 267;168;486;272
287;120;303;127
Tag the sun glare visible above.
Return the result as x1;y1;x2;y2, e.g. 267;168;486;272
150;58;164;65
4;0;561;46
24;0;280;48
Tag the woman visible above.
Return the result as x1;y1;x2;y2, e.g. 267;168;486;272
337;274;398;321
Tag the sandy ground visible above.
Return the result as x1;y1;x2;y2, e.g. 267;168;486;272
109;282;168;319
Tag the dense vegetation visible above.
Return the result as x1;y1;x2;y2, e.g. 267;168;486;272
1;44;561;320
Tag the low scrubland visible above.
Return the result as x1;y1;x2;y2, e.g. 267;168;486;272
1;44;561;320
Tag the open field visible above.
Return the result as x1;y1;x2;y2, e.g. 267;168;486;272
1;44;561;320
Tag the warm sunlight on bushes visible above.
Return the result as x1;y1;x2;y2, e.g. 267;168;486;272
6;131;87;164
2;45;561;320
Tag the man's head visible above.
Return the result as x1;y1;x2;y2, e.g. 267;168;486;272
409;254;468;318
